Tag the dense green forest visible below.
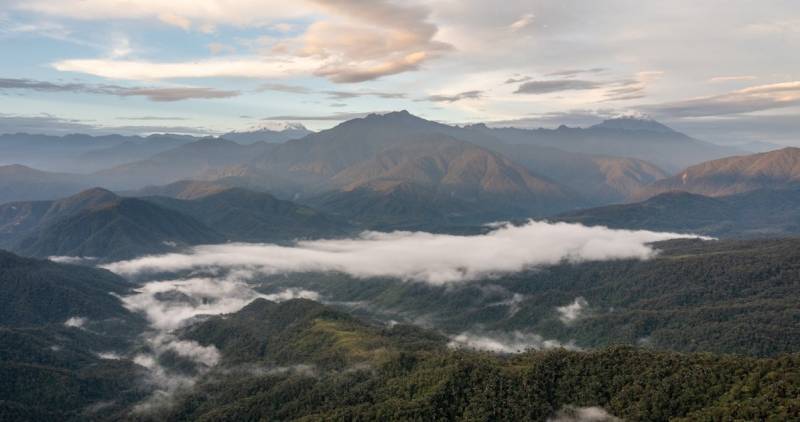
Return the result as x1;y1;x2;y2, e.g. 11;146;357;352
138;299;800;421
248;238;800;356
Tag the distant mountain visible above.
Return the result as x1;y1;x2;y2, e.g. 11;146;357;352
93;138;274;189
76;134;195;170
0;164;91;204
475;117;740;171
4;188;222;260
144;188;349;241
231;112;583;223
222;122;313;144
130;179;232;199
635;147;800;199
559;188;800;237
0;132;200;172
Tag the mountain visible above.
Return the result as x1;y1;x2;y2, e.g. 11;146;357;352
0;250;133;326
473;117;740;171
130;179;233;199
76;134;196;170
6;188;222;260
0;164;91;204
225;112;669;207
231;112;582;224
222;122;313;144
93;138;274;190
144;188;349;241
559;188;800;237
0;132;200;172
485;143;668;203
635;147;800;199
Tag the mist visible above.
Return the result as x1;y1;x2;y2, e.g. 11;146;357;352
104;221;707;284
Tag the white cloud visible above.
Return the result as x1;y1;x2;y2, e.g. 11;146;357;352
64;316;87;328
52;57;321;81
104;221;707;285
557;297;588;324
448;331;578;353
509;13;535;31
548;406;621;422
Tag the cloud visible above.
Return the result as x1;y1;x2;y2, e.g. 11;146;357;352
642;81;800;118
104;221;706;285
545;68;607;77
515;79;603;94
261;111;385;121
448;331;578;353
52;57;320;81
0;112;215;136
117;116;190;121
425;90;484;103
13;1;308;29
41;0;451;83
556;297;588;324
259;84;405;100
509;13;535;31
0;77;239;101
504;75;532;84
548;406;621;422
259;83;314;94
709;75;758;83
64;316;87;328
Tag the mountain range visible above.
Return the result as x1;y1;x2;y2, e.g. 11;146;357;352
0;112;746;224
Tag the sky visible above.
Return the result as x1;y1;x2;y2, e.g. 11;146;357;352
0;0;798;145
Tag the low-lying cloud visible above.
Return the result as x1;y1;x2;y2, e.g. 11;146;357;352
557;297;588;324
105;221;707;284
548;406;621;422
448;331;578;353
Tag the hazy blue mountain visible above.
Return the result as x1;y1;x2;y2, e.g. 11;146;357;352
559;187;800;237
93;138;274;189
0;164;92;204
0;132;199;172
470;117;740;172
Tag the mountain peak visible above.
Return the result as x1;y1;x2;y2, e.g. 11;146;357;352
591;116;675;133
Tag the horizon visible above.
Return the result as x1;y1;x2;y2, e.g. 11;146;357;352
0;1;798;146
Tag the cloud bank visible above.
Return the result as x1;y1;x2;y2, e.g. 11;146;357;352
105;221;706;284
448;331;578;353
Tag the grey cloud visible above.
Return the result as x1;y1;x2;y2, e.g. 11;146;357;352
515;79;603;94
545;68;606;77
117;116;189;121
258;83;313;94
425;90;484;103
0;77;239;102
258;83;405;100
505;75;532;84
641;81;800;118
0;112;214;136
